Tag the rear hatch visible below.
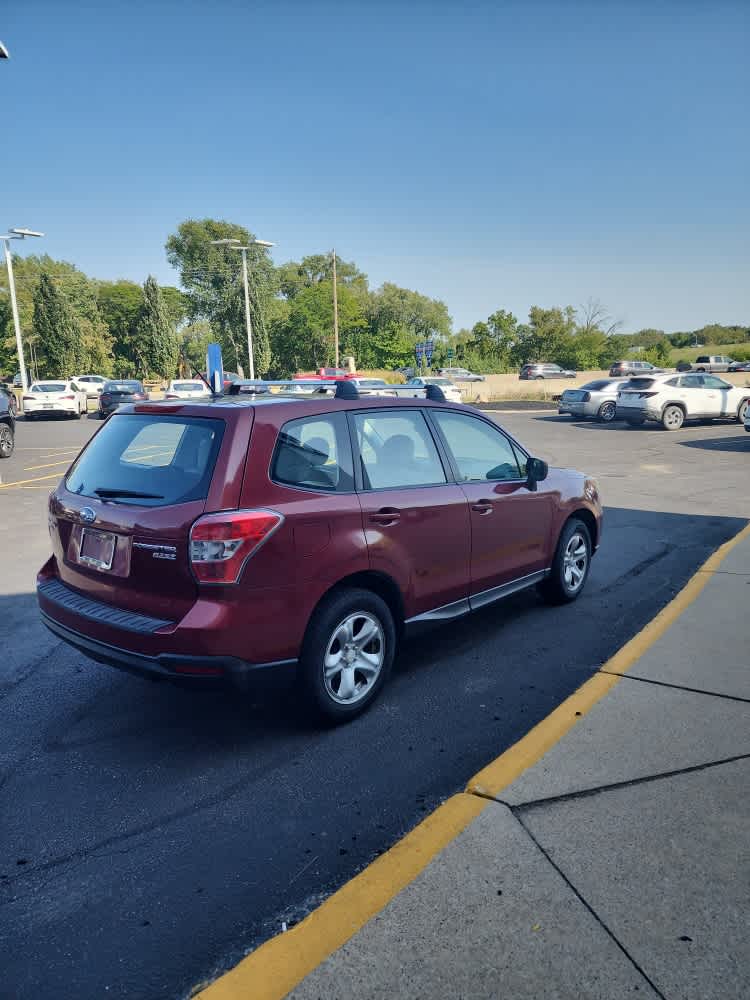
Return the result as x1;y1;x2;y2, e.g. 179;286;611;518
618;378;657;406
27;384;72;408
102;383;145;406
47;409;246;621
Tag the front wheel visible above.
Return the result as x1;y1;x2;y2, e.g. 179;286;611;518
540;519;592;605
299;588;396;723
598;401;617;423
0;423;14;459
737;399;749;423
662;404;684;431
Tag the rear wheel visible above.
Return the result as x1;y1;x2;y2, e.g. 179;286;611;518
534;375;544;381
662;404;684;431
737;399;749;423
598;401;617;423
299;587;396;723
0;423;14;459
540;519;591;604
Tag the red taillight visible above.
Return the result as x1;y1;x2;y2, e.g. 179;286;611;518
165;393;178;399
189;509;283;584
23;395;35;402
61;394;75;400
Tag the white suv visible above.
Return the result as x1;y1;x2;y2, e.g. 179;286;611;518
617;373;750;430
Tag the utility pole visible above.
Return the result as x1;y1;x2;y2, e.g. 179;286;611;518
332;248;339;368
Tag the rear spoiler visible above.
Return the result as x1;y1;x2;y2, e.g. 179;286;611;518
227;379;447;402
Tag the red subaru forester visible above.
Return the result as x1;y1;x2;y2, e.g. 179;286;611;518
37;389;602;722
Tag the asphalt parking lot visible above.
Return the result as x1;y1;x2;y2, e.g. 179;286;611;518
1;409;749;1000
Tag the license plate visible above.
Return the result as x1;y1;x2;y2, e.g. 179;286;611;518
43;403;53;409
80;528;116;570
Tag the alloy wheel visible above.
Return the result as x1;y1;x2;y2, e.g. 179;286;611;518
599;401;616;422
323;612;385;705
563;533;588;592
0;425;13;458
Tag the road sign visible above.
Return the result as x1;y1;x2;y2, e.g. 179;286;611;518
425;339;434;364
415;341;424;362
447;347;454;361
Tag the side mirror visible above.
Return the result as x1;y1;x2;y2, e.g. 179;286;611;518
527;457;548;491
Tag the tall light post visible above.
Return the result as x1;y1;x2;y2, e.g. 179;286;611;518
331;249;339;368
1;227;45;391
210;237;275;380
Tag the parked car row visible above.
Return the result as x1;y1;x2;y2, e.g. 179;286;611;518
559;373;750;430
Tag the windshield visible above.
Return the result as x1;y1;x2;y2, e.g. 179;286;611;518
172;382;205;391
66;413;225;507
33;383;67;392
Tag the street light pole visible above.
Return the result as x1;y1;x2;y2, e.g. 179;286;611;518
1;228;45;391
239;247;255;380
332;249;339;368
210;237;275;379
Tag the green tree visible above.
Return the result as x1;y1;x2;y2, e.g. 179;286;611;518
165;219;276;376
133;276;179;379
33;272;84;377
271;281;368;373
277;254;368;301
511;306;577;366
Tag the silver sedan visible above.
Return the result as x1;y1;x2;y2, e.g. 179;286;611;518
558;379;630;422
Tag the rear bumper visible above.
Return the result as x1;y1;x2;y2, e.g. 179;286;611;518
40;608;297;690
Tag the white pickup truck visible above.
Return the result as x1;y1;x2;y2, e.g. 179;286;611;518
690;355;736;373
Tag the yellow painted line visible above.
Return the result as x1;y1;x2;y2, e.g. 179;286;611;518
193;793;486;1000
23;458;76;471
0;471;64;489
188;519;750;1000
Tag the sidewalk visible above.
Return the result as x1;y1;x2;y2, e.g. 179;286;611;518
197;526;749;1000
292;529;749;999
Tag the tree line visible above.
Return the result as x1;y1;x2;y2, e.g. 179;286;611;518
2;217;749;381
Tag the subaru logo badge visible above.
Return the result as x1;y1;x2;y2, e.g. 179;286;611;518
80;507;96;525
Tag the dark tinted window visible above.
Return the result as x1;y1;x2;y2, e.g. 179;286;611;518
272;413;354;492
66;414;224;506
626;378;656;390
104;380;143;392
582;380;610;391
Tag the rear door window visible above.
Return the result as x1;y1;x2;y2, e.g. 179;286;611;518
271;413;354;492
66;414;224;506
352;411;447;489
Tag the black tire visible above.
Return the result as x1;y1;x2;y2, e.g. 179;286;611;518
661;404;684;431
598;401;617;423
299;587;396;723
737;399;749;423
539;518;592;605
696;367;706;372
0;422;13;459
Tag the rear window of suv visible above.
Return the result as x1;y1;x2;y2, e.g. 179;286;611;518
625;378;656;390
66;414;224;506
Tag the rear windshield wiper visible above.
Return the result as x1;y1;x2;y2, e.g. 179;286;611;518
93;488;165;499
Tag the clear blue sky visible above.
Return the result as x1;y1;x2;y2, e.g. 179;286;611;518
3;0;749;333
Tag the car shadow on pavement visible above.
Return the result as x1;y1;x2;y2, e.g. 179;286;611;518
680;435;750;452
532;415;659;431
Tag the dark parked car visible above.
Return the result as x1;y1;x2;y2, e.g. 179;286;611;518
519;363;576;380
98;380;148;417
0;387;16;458
609;360;664;377
0;383;18;418
728;360;750;373
37;386;602;722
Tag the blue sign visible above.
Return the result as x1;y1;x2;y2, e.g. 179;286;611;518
415;341;424;362
206;342;224;395
424;339;434;363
